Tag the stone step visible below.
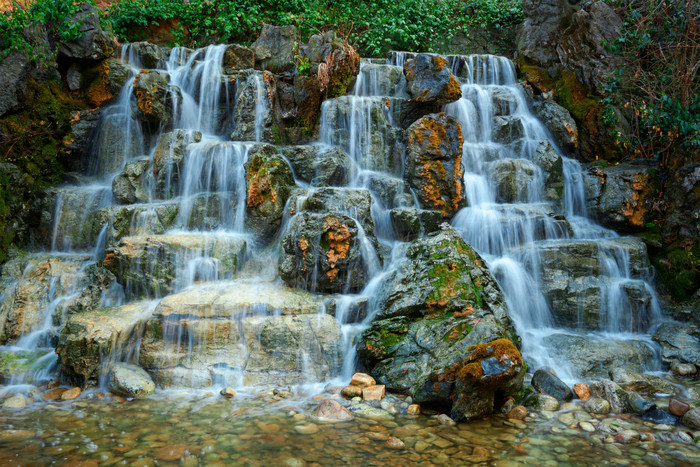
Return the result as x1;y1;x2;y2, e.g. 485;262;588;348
104;233;248;298
453;203;572;256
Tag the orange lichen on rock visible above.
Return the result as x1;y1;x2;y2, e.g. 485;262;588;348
621;172;650;227
85;61;113;108
246;157;277;208
133;74;154;116
299;236;309;270
324;217;351;281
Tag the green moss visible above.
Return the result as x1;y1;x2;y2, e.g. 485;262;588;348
652;244;700;300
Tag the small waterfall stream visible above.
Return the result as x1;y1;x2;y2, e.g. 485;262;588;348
0;47;664;396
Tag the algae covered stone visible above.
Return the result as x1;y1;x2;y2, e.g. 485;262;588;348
109;362;156;398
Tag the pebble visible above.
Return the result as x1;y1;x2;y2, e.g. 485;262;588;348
294;424;319;435
362;385;385;401
219;386;236;398
41;388;67;401
584;397;611;415
154;444;188;461
59;387;81;401
615;430;640;444
507;406;527;421
671;362;697;376
434;414;456;426
2;395;27;409
573;383;590;401
578;422;595;432
669;398;690;417
350;373;376;388
407;404;421;415
384;437;405;449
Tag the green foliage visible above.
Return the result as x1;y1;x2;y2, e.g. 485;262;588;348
601;0;700;167
104;0;523;57
0;0;90;62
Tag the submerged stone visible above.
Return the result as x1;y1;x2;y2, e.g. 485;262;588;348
108;362;156;398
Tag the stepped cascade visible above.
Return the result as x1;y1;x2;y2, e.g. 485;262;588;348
0;44;664;400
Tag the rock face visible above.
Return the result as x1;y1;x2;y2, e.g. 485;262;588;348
404;113;465;217
108;363;156;398
103;234;247;298
280;145;353;187
489;159;538;203
251;24;300;74
112;158;151;205
57;302;154;385
244;144;296;241
357;225;521;421
222;44;255;74
57;3;113;61
532;141;565;206
297;30;360;98
584;160;659;233
403;54;462;105
132;70;180;126
152;130;203;199
288;187;374;235
532;100;578;155
653;322;700;367
0;255;90;344
230;70;275;142
279;212;376;293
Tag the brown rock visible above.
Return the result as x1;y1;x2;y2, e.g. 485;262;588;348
311;399;354;421
340;385;363;399
59;387;81;401
669;398;691;417
41;388;67;401
574;383;591;401
407;404;421;415
507;405;527;421
350;373;376;388
384;436;405;449
220;387;236;398
366;431;390;441
154;444;188;461
362;384;385;401
48;380;60;389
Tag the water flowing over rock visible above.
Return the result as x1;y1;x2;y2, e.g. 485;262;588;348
230;70;275;142
404;113;465;217
244;144;295;241
152;130;203;199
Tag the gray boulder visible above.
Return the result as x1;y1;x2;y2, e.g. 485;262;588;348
251;24;299;74
653;322;700;366
532;100;578;155
489;159;538;203
230;70;275;143
532;141;565;207
403;53;462;105
124;42;164;69
57;3;113;60
288;187;374;235
280;145;353;186
152;129;202;199
389;208;443;241
112;158;151;205
222;44;255;74
108;363;156;398
590;379;629;413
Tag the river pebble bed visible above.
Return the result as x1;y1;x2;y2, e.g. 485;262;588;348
1;387;699;466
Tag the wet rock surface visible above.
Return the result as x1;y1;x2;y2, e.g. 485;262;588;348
403;54;462;105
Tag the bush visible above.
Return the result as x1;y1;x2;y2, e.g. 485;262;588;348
602;0;700;168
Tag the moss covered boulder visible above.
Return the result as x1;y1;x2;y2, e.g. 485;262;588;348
244;144;295;242
404;113;465;217
357;224;521;420
132;70;181;127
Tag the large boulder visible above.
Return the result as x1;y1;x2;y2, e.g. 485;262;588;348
244;144;295;241
123;42;164;69
152;130;203;199
532;141;565;207
56;301;153;385
516;0;577;68
0;255;90;344
279;212;378;294
542;333;658;379
489;159;538;203
279;145;353;187
287;187;374;235
251;24;300;74
531;368;573;401
112;158;151;205
403;54;462;105
357;225;521;421
404;113;465;217
138;281;342;387
222;44;255;74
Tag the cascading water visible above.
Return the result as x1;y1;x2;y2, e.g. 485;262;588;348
0;45;664;399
